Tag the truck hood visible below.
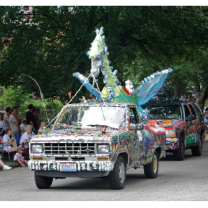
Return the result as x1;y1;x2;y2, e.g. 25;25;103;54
31;128;123;143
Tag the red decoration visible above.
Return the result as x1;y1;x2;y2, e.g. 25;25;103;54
122;86;130;95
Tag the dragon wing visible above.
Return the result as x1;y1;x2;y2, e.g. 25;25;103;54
130;68;173;105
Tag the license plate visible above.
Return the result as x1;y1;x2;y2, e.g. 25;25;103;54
60;163;76;171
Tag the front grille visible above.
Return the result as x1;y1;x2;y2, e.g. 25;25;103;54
44;143;96;156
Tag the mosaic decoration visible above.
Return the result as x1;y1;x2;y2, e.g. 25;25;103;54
29;103;166;172
146;115;203;151
28;27;168;175
73;27;173;121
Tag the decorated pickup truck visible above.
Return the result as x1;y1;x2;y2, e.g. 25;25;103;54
143;96;205;160
29;102;166;189
28;27;172;189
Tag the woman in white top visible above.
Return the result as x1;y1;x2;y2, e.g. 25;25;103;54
0;112;5;137
2;128;18;152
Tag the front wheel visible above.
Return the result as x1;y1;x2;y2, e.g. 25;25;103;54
191;135;203;156
34;171;53;189
144;151;159;178
173;136;185;161
108;155;126;189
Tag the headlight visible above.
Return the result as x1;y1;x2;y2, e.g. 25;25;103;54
165;130;176;138
31;144;43;153
97;144;110;154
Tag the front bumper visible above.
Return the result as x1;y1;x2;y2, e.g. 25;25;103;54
165;138;179;150
28;160;114;172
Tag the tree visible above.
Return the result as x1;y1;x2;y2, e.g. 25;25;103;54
1;6;208;109
0;85;63;121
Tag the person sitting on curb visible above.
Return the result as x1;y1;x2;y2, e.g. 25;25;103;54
19;125;33;149
0;156;12;170
2;128;18;152
14;147;28;167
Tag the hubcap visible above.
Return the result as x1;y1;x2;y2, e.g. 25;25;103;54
153;155;157;173
119;162;125;184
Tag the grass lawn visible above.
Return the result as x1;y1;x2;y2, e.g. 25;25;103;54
2;157;16;164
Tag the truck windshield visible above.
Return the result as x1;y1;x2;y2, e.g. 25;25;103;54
146;105;182;120
54;106;126;130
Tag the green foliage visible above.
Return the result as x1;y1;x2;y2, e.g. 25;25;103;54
0;85;64;121
0;6;208;107
0;85;34;113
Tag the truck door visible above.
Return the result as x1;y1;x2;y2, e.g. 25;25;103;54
183;104;199;147
128;107;143;166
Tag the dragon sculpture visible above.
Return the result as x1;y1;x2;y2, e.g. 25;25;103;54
73;27;173;120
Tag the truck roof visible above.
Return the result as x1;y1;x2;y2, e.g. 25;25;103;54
64;102;136;108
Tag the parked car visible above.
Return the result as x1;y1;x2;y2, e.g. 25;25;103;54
28;102;166;189
142;97;205;160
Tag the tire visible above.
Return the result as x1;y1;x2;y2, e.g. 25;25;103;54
173;136;185;161
108;155;126;189
34;171;53;189
191;134;203;156
144;151;159;178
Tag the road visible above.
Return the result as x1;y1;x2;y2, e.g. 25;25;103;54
1;137;208;201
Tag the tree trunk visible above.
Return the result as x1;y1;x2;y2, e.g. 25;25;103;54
174;84;182;98
194;84;208;111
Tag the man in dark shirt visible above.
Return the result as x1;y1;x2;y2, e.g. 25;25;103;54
26;104;38;135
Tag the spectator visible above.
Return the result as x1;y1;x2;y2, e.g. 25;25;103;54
9;108;19;139
0;157;12;170
32;107;38;128
34;108;43;129
20;119;27;135
13;106;21;135
26;104;38;135
0;113;5;137
14;147;28;167
3;107;11;131
2;128;18;152
38;122;46;133
19;125;33;149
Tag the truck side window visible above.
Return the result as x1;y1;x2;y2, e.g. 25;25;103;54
183;105;191;119
188;104;196;116
129;108;139;124
193;103;203;119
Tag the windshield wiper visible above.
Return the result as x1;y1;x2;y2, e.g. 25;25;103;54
86;124;118;129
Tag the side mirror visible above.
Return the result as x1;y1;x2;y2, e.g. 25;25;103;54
135;123;144;132
186;114;196;121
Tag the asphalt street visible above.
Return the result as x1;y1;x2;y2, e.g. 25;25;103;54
1;136;208;201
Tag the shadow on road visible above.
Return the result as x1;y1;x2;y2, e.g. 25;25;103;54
49;173;146;190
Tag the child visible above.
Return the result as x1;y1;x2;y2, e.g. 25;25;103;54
38;122;46;134
14;147;28;167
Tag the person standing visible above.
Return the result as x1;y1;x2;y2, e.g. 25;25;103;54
34;108;42;129
0;113;5;137
3;107;11;131
20;119;27;135
9;108;19;139
26;104;38;135
13;106;21;136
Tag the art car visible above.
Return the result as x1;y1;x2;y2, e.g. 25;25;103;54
28;27;173;189
142;96;205;160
